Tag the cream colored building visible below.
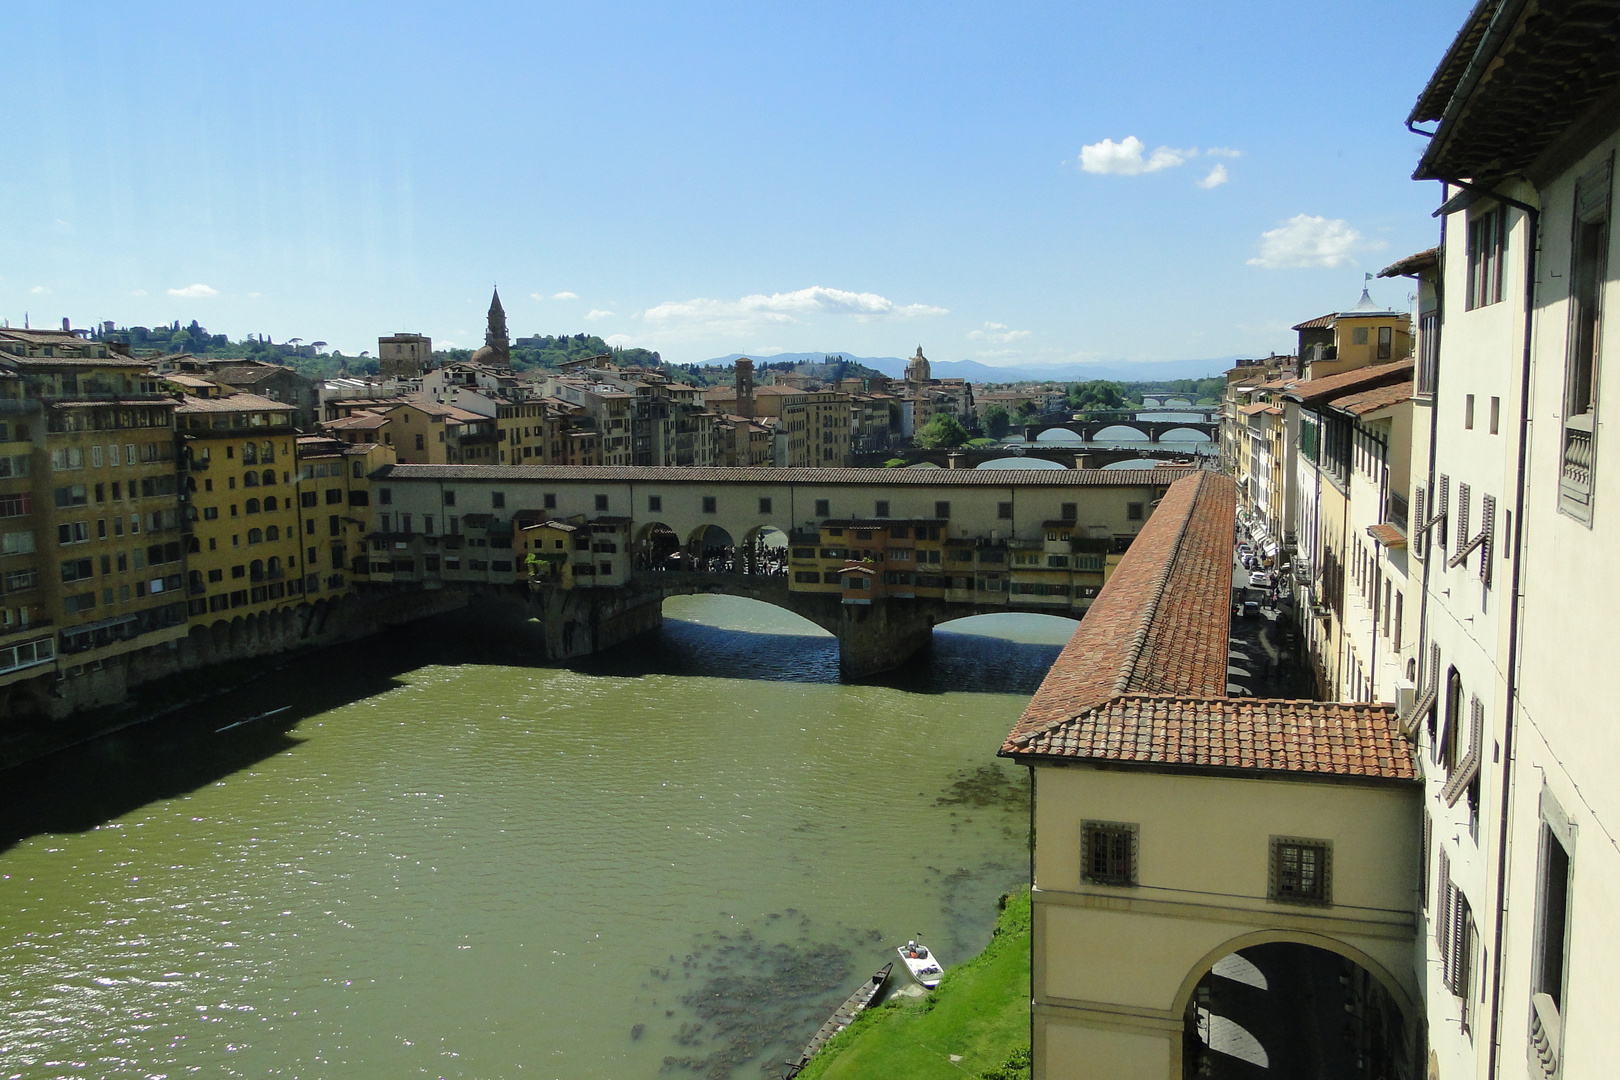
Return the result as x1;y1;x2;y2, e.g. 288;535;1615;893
1001;471;1421;1079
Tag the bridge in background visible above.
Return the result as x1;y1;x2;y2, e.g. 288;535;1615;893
1023;416;1219;443
361;464;1188;676
852;445;1202;469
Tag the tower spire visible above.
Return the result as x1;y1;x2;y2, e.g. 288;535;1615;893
484;286;510;367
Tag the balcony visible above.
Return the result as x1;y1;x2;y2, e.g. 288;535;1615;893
1559;419;1594;523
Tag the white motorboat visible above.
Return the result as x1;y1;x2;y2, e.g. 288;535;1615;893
897;940;944;988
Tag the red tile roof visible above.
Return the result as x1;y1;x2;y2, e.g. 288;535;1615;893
1378;248;1440;279
1330;382;1414;416
1291;313;1337;330
1281;360;1415;407
1366;522;1408;549
1006;695;1415;781
1003;471;1235;746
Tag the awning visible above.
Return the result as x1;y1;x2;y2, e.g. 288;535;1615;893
1262;541;1279;558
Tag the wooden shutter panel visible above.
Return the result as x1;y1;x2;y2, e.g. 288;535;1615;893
1480;494;1496;586
1437;475;1450;547
1437;847;1453;974
1457;482;1471;552
1413;486;1427;558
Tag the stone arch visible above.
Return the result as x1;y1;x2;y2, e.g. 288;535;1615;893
739;525;789;577
228;615;245;652
1159;426;1213;443
1169;927;1416;1028
1090;422;1153;441
635;521;681;571
686;524;735;573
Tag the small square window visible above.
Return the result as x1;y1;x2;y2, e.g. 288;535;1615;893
1127;502;1145;521
595;495;609;512
1269;836;1332;905
492;492;506;509
1081;821;1137;886
997;502;1013;520
444;490;456;506
814;499;830;518
379;488;392;505
759;497;772;514
1061;502;1077;521
935;501;951;520
1465;394;1475;430
649;495;662;513
703;496;717;513
875;500;890;518
1352;326;1369;346
544;493;557;509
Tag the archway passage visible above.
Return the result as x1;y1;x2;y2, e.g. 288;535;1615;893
1183;942;1410;1080
740;526;788;578
635;522;681;572
687;525;736;574
1160;426;1214;443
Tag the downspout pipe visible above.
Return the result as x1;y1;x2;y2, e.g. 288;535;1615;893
1436;177;1539;1080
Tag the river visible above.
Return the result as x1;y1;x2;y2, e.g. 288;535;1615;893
0;596;1076;1079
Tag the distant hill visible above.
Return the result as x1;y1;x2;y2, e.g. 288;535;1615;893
701;351;1246;384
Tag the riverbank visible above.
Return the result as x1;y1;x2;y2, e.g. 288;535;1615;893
796;889;1031;1080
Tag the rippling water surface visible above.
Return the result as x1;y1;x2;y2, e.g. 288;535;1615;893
0;597;1075;1079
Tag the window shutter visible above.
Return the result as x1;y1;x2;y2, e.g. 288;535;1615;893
1479;494;1496;587
1437;475;1450;547
1457;482;1471;552
1450;888;1471;997
1413;486;1427;558
1437;848;1453;984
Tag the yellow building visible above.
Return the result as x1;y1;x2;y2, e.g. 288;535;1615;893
385;400;498;464
176;394;306;621
294;435;391;597
517;519;577;587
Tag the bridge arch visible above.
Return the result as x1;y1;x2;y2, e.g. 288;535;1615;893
1158;426;1213;443
635;521;680;571
1090;422;1154;441
739;524;789;578
687;524;736;573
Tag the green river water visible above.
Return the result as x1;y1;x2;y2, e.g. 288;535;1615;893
0;596;1075;1080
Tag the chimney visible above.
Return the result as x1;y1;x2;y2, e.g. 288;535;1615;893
62;317;71;332
735;358;755;419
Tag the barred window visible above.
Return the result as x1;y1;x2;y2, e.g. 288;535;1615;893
1270;837;1331;905
1081;821;1137;886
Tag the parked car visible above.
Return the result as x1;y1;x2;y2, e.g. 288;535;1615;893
1248;570;1270;589
1242;600;1261;618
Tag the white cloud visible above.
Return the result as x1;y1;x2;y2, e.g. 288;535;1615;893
247;292;261;299
29;285;48;295
1197;164;1230;189
130;289;148;297
968;321;1031;345
1248;215;1385;269
585;309;615;320
642;286;946;330
1079;136;1193;175
604;334;635;347
552;291;579;300
167;283;218;299
1205;147;1243;158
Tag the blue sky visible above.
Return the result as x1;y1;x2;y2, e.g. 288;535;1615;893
3;0;1473;370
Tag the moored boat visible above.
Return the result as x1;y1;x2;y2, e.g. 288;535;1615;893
897;940;943;988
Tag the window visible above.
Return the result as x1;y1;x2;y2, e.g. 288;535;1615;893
245;498;261;514
53;485;87;508
1352;326;1369;346
60;558;93;582
874;500;889;518
543;493;557;509
1560;159;1611;524
815;499;830;518
702;496;717;513
378;488;392;505
1418;310;1441;396
58;521;89;545
1126;502;1145;521
1269;837;1331;905
414;433;425;451
1531;804;1574;1058
62;592;96;613
595;495;609;512
1081;821;1136;886
794;571;820;584
1377;325;1393;360
934;501;950;520
0;493;30;518
1061;502;1077;521
759;497;772;514
997;502;1013;519
1465;394;1475;430
492;492;505;509
247;528;263;544
50;447;84;471
1467;205;1507;310
648;495;662;513
1490;397;1501;435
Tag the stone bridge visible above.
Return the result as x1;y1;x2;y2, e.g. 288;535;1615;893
851;445;1201;469
1023;417;1218;443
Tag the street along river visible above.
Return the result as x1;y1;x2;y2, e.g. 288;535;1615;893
0;596;1075;1079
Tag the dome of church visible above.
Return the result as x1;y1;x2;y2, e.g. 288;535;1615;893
470;344;500;364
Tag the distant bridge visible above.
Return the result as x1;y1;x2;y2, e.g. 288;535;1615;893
851;445;1202;469
1023;417;1218;443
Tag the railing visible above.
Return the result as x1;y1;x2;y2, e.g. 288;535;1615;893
1560;423;1594;509
1529;993;1561;1079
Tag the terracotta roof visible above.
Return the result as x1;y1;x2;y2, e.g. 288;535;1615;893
1006;695;1415;782
1003;471;1235;748
323;412;390;430
1291;313;1337;331
374;464;1192;487
1378;248;1441;279
1281;360;1415;408
173;393;289;414
1367;522;1408;549
1239;401;1273;416
1330;382;1414;416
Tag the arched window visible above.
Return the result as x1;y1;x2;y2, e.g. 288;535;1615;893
241;442;258;465
1440;668;1464;770
266;525;280;541
245;498;261;514
247;528;263;544
263;496;277;512
250;559;265;581
262;470;277;485
261;441;275;464
243;472;259;488
188;570;203;592
267;556;281;572
186;536;200;553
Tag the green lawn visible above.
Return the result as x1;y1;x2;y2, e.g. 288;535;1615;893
797;890;1031;1080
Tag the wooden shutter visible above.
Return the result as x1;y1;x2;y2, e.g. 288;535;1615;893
1480;494;1496;587
1437;848;1454;984
1412;486;1427;558
1457;482;1471;552
1437;475;1450;548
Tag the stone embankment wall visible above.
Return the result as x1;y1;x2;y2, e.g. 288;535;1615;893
0;587;470;731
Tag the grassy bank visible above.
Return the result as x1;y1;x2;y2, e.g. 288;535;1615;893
797;889;1031;1080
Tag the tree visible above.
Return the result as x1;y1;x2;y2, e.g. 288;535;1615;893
914;413;969;448
984;405;1012;439
1015;399;1039;418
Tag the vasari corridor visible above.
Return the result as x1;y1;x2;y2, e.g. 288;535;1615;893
7;2;1620;1079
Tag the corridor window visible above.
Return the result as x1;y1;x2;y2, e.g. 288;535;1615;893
758;497;772;514
874;500;889;518
814;499;830;518
1081;821;1137;887
1269;837;1331;905
648;495;662;512
1127;502;1145;521
1467;206;1507;310
595;495;609;512
934;501;950;520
